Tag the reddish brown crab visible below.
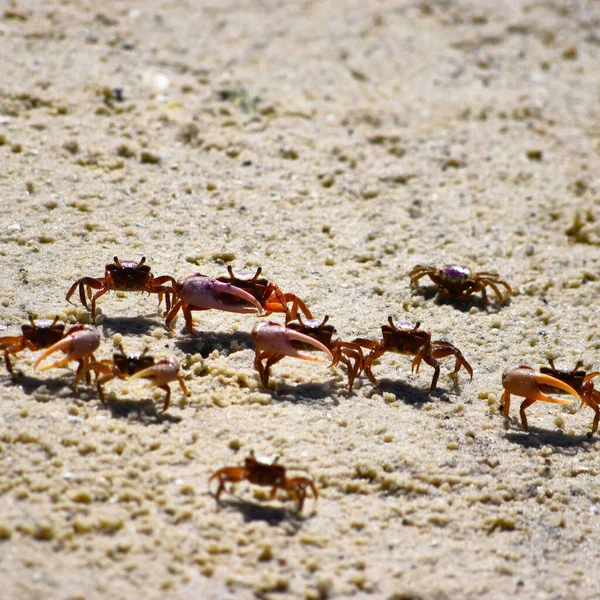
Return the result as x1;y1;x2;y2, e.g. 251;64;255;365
34;325;101;388
209;450;318;513
409;264;512;305
252;321;333;388
354;318;473;391
166;272;263;335
539;360;600;435
0;316;66;374
217;266;312;322
82;345;188;411
501;365;580;431
66;257;177;321
286;315;364;391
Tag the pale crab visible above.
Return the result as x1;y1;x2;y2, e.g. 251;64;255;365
209;450;318;513
409;264;512;305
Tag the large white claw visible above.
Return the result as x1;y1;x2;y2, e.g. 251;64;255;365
34;325;100;371
178;274;263;313
129;357;179;386
252;321;333;362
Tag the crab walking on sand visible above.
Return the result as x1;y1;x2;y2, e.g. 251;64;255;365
66;257;177;321
166;273;263;335
500;366;580;432
252;321;333;388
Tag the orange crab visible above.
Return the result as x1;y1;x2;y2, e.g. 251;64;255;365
251;321;333;388
409;264;512;305
354;318;473;391
539;360;600;435
34;324;101;388
286;315;364;391
82;345;188;411
165;272;263;336
209;450;318;513
500;365;580;431
217;266;312;322
66;256;177;321
0;316;65;374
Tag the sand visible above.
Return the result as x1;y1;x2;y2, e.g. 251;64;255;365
1;1;600;598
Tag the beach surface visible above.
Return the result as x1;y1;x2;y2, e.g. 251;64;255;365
1;1;600;598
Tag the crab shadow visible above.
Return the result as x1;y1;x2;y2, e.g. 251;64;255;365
268;380;340;406
504;426;598;453
213;497;306;530
411;288;508;313
174;331;254;358
105;398;183;424
8;372;98;403
376;377;461;406
101;315;159;336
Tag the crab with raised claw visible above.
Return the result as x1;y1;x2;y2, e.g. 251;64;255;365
209;450;318;513
66;257;177;322
251;321;333;388
166;273;263;336
34;325;101;388
0;316;65;374
217;266;312;322
539;360;600;435
82;345;188;411
409;264;512;305
500;365;580;432
286;315;364;391
354;317;473;392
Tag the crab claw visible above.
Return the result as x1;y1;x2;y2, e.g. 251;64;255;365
252;321;333;361
502;366;579;404
129;357;181;386
34;325;100;371
177;273;263;313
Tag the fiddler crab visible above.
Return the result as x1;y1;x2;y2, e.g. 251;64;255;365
501;362;600;435
209;450;318;513
540;361;600;435
82;345;188;411
409;264;512;305
0;316;66;374
251;321;333;388
66;257;177;322
500;366;580;432
217;266;313;322
354;317;473;392
165;272;263;336
34;325;101;388
286;315;364;391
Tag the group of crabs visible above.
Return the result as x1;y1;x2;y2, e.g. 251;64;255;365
1;257;599;512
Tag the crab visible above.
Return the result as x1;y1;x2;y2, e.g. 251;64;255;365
0;316;66;374
34;325;101;388
82;346;189;411
409;264;512;305
251;321;333;388
286;315;364;391
354;317;473;392
539;360;600;435
500;365;580;431
217;266;312;322
165;272;263;335
209;450;318;513
66;257;177;322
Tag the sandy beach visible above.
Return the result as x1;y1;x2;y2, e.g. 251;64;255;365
1;1;600;598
